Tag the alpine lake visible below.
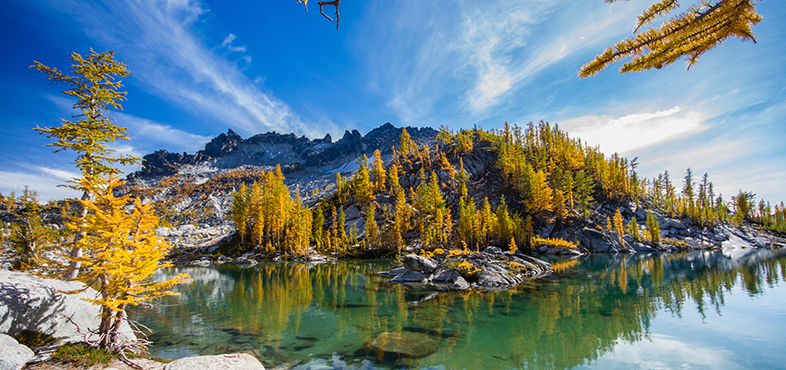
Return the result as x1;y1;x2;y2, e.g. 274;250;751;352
128;248;786;370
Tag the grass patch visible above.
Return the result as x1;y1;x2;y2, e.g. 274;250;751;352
51;343;113;367
13;329;60;348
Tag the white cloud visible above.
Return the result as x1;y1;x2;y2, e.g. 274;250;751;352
559;106;708;154
39;0;313;138
358;0;646;124
0;171;80;201
113;112;211;154
36;167;79;182
220;33;246;53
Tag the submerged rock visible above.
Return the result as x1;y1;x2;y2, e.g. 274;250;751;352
363;332;439;359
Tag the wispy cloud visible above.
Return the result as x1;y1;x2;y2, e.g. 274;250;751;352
38;0;312;137
113;112;211;154
358;0;645;124
220;34;247;53
36;166;79;182
0;170;80;201
559;106;708;154
43;95;211;155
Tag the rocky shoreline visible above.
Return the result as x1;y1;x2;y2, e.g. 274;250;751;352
380;249;552;292
0;271;267;370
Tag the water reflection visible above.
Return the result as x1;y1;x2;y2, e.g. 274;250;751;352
129;248;786;369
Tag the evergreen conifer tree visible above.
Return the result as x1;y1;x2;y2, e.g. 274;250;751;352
30;49;141;279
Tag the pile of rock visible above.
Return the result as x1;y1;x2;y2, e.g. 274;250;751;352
380;248;552;292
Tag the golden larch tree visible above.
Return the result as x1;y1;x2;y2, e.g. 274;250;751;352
67;175;189;351
581;0;763;77
30;49;141;279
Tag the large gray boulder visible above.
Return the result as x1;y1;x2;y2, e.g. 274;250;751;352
164;353;265;370
431;269;470;290
0;270;135;344
391;270;428;283
402;254;439;274
0;334;34;370
581;228;629;253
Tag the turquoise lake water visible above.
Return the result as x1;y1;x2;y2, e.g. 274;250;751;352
129;248;786;369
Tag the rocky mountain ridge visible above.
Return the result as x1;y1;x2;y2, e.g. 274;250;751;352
130;122;438;179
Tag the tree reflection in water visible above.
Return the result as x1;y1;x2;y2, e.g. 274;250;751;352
129;248;786;369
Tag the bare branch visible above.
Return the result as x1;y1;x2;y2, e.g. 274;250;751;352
318;0;340;30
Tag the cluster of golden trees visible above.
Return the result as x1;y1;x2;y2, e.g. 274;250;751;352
228;165;312;256
647;168;728;227
490;121;637;221
222;119;783;258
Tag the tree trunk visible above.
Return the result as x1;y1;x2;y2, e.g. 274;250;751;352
64;189;89;279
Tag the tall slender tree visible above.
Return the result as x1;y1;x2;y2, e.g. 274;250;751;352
30;49;141;279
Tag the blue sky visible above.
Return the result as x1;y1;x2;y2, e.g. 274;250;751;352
1;0;784;206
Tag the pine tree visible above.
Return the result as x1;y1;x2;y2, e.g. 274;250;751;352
646;211;661;246
523;215;534;251
496;196;514;246
364;202;379;249
372;149;386;193
683;167;695;217
313;205;325;251
30;49;142;279
526;170;554;219
629;216;641;242
508;237;518;254
354;155;373;205
614;208;625;248
229;183;249;243
399;128;412;159
480;197;494;249
338;206;347;243
67;175;189;351
574;170;594;217
580;0;763;77
388;163;401;196
8;189;61;271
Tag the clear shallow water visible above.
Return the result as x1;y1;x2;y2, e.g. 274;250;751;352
129;249;786;370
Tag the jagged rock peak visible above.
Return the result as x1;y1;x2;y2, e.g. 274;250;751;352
127;122;440;181
200;129;244;158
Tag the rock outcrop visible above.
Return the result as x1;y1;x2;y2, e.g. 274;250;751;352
0;271;136;345
382;250;551;292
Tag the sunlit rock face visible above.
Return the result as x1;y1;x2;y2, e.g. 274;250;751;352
0;270;136;344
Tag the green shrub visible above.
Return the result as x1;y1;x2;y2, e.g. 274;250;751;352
52;343;113;367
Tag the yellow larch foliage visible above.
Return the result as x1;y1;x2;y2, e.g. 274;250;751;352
68;175;190;350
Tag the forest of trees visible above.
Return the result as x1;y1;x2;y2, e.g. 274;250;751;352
222;122;786;259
